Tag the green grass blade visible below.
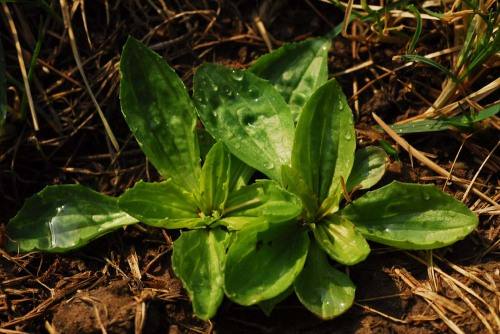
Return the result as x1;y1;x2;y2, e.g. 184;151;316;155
399;54;460;83
390;102;500;134
406;4;422;53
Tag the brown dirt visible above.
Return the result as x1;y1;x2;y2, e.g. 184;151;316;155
52;280;139;334
1;1;498;333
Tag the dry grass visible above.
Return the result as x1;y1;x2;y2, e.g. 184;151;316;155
0;1;498;333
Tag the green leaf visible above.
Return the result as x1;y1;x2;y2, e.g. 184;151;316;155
120;37;201;192
250;37;331;120
197;127;215;160
0;38;6;128
193;63;294;181
292;79;356;204
389;102;500;134
281;165;318;220
200;142;231;214
172;229;228;319
313;215;370;265
221;180;302;230
406;5;422;53
398;54;459;83
318;182;342;217
7;185;138;252
118;180;203;228
342;181;479;249
346;146;387;192
224;221;309;305
228;153;254;192
294;242;355;319
258;285;293;316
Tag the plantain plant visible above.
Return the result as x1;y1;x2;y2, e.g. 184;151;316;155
5;36;478;320
193;59;478;318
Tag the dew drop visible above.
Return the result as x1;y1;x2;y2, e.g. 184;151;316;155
344;131;352;140
292;93;306;106
236;107;257;126
282;71;293;81
226;89;233;97
303;76;315;87
231;70;244;81
248;87;259;99
423;193;431;200
151;114;162;128
264;162;274;169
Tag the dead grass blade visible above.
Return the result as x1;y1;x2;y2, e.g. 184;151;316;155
462;140;500;201
1;3;39;131
442;275;495;334
395;268;466;334
373;112;498;206
406;252;500;329
59;0;119;152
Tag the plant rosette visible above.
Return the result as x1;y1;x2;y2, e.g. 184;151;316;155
6;36;478;321
192;45;478;319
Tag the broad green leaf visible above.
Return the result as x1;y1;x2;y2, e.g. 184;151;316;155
120;37;201;192
346;146;387;192
197;127;215;160
7;185;138;252
318;181;342;217
0;38;6;128
172;229;228;319
313;215;370;265
228;154;254;192
197;129;254;192
193;63;294;181
224;221;309;305
342;181;479;249
250;37;331;120
221;180;302;230
281;165;318;220
292;79;356;205
118;180;202;228
200;142;231;214
258;285;293;316
294;242;355;319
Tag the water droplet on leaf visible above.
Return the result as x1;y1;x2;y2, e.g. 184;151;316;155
264;162;274;170
232;70;244;81
282;71;293;81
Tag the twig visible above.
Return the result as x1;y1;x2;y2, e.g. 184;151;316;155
372;113;498;206
354;303;407;324
462;140;499;201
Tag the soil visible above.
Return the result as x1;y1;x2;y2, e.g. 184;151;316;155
1;1;498;333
